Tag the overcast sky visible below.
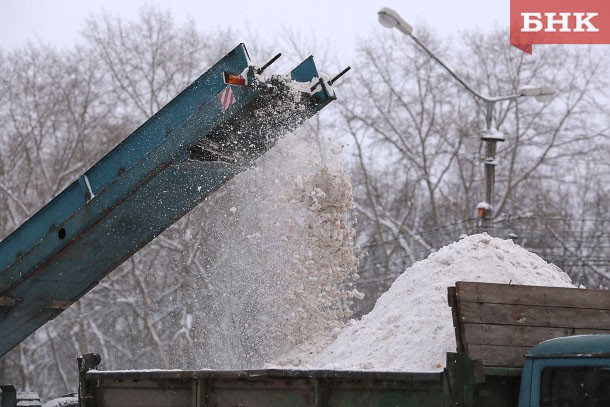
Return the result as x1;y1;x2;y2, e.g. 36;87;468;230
1;0;507;60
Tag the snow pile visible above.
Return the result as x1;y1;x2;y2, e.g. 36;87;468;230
303;234;574;372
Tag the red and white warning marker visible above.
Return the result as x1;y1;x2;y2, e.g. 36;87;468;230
219;86;236;112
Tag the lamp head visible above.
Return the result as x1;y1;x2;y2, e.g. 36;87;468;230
378;7;413;36
519;85;556;102
535;85;556;102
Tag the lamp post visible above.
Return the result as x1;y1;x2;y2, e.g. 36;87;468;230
377;7;555;228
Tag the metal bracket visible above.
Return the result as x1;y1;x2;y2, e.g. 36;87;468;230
79;353;101;407
77;175;95;202
256;53;282;74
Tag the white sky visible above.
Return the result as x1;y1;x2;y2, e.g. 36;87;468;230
0;0;508;60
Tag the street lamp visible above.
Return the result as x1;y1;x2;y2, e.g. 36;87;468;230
377;7;555;228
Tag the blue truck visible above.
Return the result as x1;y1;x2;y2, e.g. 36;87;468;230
1;44;610;407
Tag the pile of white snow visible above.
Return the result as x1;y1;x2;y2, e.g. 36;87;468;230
279;233;575;372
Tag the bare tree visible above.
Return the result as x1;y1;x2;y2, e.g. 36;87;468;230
0;41;123;396
338;29;473;311
456;33;610;219
343;29;610;314
457;33;610;285
83;5;235;121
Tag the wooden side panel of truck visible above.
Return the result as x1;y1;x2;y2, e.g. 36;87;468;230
449;282;610;367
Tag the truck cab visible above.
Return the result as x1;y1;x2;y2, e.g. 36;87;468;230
519;335;610;407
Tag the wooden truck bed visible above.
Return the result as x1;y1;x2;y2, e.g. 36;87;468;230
449;281;610;367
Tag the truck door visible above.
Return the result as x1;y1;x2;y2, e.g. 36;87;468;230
528;359;610;407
